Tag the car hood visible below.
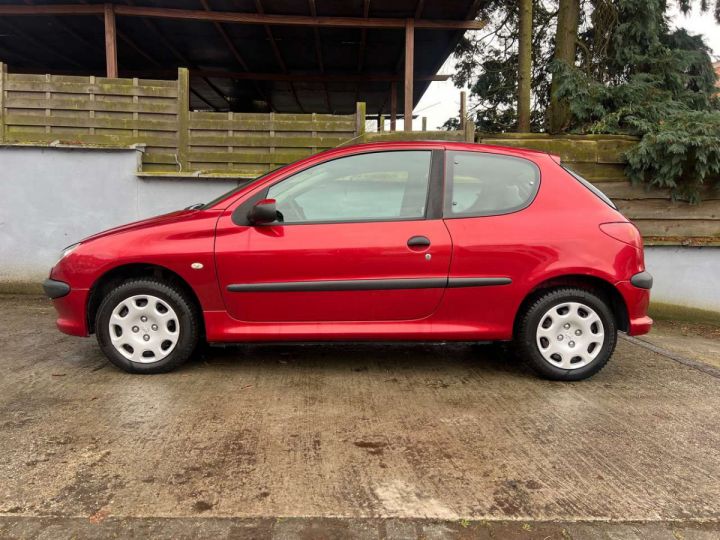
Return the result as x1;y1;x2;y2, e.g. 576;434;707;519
79;210;198;244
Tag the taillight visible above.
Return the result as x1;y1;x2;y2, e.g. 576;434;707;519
599;222;643;248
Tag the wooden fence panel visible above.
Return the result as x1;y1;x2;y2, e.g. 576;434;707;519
1;68;179;173
186;110;357;175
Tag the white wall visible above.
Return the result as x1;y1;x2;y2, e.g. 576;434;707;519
645;246;720;313
0;146;238;284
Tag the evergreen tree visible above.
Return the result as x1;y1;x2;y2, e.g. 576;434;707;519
554;0;720;200
448;0;720;200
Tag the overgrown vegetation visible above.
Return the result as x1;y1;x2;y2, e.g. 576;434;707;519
448;0;720;200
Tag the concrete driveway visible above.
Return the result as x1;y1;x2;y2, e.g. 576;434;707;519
0;295;718;539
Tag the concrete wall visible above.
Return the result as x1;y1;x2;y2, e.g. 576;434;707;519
645;246;720;314
0;146;237;285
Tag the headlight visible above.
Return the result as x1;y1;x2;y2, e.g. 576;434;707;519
58;242;80;262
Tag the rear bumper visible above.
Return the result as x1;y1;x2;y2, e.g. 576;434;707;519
630;271;653;290
616;279;653;336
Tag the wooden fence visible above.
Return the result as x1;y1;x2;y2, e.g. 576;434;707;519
0;66;180;169
0;63;717;245
0;64;360;177
477;133;720;246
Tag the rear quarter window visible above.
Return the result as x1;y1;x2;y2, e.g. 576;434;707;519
444;151;540;217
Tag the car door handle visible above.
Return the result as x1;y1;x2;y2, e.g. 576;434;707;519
407;235;431;248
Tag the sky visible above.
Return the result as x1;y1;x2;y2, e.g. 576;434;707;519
398;7;720;131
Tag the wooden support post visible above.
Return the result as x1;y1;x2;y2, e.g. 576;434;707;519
0;63;5;144
390;82;397;131
104;3;118;78
464;117;475;142
421;116;427;131
403;18;414;132
355;101;367;142
459;90;467;130
177;67;190;172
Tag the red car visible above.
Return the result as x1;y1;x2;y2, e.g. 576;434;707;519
44;141;652;380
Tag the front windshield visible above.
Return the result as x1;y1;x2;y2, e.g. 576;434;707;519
199;166;283;210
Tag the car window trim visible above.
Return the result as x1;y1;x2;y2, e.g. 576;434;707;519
232;148;444;227
562;165;617;209
442;150;541;219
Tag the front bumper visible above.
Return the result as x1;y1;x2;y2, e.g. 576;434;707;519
46;285;90;337
42;278;70;299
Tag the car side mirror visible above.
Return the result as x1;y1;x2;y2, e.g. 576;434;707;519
248;199;279;225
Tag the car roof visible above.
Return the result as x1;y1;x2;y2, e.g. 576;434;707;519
328;140;554;161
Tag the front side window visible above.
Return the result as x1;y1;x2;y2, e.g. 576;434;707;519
266;151;432;224
445;151;540;217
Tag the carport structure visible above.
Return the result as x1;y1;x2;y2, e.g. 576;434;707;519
0;0;486;130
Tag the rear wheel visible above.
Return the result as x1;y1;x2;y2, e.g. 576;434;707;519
95;279;199;374
515;288;617;381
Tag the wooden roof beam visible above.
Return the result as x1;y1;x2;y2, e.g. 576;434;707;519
187;70;451;82
22;0;96;51
200;0;250;72
190;88;215;109
121;0;227;110
74;0;163;69
0;18;85;69
253;0;304;114
0;4;488;30
357;0;370;72
307;0;331;113
198;0;274;111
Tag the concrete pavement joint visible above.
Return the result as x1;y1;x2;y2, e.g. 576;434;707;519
620;334;720;379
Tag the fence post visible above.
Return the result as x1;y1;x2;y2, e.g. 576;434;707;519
355;102;366;142
464;118;475;142
177;67;190;172
0;62;6;144
459;90;467;131
421;116;427;131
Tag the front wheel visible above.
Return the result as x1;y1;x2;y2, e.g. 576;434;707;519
514;288;617;381
95;279;200;374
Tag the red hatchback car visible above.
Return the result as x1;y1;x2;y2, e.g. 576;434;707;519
44;141;652;380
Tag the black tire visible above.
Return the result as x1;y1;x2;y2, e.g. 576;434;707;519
514;288;617;381
95;278;200;374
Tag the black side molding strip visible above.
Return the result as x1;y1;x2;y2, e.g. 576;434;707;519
448;277;512;288
43;278;71;299
227;277;512;293
630;271;653;289
228;278;445;292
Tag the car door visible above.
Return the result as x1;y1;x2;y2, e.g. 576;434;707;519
214;149;452;323
439;149;543;336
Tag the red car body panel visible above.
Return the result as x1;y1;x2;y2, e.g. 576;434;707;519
47;141;652;341
215;218;452;322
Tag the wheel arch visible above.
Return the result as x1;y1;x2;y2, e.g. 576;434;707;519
86;263;204;336
513;274;629;336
